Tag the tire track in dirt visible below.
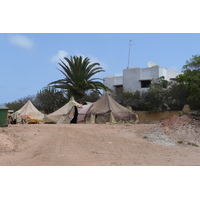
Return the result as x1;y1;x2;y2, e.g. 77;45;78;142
0;124;200;166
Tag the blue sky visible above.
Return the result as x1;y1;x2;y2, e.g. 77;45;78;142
1;0;200;105
1;33;200;105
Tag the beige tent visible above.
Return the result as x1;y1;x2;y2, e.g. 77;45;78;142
10;100;44;123
44;98;82;124
85;92;138;124
77;103;93;123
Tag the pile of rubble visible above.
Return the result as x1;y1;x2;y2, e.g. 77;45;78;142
161;115;193;127
145;114;200;146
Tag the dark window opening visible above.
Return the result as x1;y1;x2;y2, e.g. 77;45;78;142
115;85;123;93
141;80;151;88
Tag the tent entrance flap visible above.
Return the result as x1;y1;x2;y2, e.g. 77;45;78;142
44;99;82;124
57;107;76;124
70;106;78;124
94;112;116;124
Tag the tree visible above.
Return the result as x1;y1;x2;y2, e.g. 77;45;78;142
183;54;200;71
140;77;170;112
167;82;190;110
81;90;101;103
176;69;200;109
48;55;110;103
113;77;172;112
150;76;169;89
111;78;168;110
113;91;138;108
175;55;200;110
34;87;68;114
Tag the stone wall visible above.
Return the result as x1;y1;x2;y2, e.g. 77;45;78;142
134;110;181;123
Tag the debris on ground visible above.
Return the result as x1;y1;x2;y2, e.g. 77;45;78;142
145;128;176;146
145;114;200;146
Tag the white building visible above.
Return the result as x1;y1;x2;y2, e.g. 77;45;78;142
103;63;180;93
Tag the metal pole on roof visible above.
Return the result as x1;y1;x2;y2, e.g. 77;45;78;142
127;40;135;68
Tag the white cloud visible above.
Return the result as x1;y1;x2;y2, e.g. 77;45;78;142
51;50;68;62
89;55;108;70
9;34;34;49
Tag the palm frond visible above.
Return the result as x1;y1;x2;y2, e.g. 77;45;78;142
48;55;109;102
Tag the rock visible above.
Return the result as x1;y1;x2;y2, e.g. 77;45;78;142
182;105;190;113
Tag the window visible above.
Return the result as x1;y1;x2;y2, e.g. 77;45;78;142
141;80;151;88
115;85;123;93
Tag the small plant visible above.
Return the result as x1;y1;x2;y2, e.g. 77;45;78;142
178;141;183;144
187;142;199;147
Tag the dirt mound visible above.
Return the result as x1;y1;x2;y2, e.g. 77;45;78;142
145;114;200;146
161;115;193;127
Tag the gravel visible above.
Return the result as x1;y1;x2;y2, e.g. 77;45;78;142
145;128;176;146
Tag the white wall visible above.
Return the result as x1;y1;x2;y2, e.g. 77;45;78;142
123;67;141;92
166;68;180;80
103;76;123;91
114;76;123;85
103;65;180;93
140;68;151;79
103;76;115;91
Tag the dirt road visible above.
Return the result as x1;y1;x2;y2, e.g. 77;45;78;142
0;123;200;166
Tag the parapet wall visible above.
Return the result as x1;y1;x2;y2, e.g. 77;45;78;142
134;110;181;124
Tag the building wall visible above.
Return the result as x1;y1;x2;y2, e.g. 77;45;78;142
123;67;141;92
122;66;162;92
165;68;180;80
114;76;123;85
103;76;123;92
103;76;115;91
104;65;180;93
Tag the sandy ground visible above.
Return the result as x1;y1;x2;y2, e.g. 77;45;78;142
0;115;200;166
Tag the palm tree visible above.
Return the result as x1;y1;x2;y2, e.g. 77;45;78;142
48;55;110;102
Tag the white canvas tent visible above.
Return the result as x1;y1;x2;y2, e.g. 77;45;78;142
85;92;138;124
77;103;93;123
10;100;44;123
44;98;82;124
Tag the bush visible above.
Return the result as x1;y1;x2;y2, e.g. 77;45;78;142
34;88;68;114
112;76;192;112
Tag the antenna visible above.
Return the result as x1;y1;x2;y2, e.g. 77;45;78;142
127;40;135;68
